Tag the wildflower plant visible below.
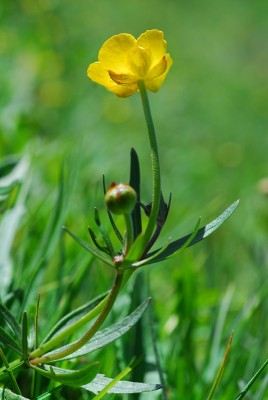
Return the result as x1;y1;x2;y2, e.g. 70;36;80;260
1;29;255;399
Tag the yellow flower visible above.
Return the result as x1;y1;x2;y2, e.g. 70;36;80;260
87;29;172;97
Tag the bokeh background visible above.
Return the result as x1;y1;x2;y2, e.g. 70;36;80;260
1;0;268;398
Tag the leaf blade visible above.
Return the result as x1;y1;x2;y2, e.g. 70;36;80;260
44;298;151;361
146;200;239;264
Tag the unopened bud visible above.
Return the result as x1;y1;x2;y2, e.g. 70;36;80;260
105;182;137;215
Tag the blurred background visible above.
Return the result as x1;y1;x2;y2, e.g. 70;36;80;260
1;0;268;398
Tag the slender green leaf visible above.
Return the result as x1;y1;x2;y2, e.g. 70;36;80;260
43;298;151;361
0;305;22;343
42;291;108;344
82;373;162;395
94;208;115;257
206;331;234;400
0;327;22;355
31;362;99;387
0;204;26;298
21;312;28;360
88;226;110;255
0;181;19;197
63;226;114;267
235;357;268;400
0;346;22;395
35;385;64;399
0;388;29;400
146;200;239;264
129;148;142;238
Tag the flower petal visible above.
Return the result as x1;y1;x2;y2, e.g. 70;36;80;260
146;56;167;81
87;62;137;97
108;70;138;85
137;30;166;67
145;53;173;92
98;33;136;73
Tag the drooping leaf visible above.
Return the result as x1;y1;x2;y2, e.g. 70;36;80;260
0;388;29;400
145;200;239;264
43;298;151;361
42;291;108;344
0;304;22;343
82;373;162;395
63;226;114;268
31;362;99;387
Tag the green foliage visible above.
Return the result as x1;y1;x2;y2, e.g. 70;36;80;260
1;0;268;399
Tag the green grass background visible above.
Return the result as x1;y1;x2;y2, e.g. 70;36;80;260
1;0;268;398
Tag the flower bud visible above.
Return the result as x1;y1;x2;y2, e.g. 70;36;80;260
105;182;137;215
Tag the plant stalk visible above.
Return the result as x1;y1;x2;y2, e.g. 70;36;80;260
137;80;161;257
30;272;124;364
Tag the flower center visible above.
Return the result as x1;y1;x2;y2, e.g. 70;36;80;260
127;46;152;79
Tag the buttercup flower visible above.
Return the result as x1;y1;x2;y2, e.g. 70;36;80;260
87;29;172;97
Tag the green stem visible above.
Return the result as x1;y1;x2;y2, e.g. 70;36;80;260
30;295;109;359
30;272;124;364
124;213;134;254
138;80;161;256
0;347;22;395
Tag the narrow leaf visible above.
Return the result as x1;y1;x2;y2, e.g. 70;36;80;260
0;181;19;197
31;362;99;387
21;312;28;360
206;331;234;400
83;373;162;395
0;388;29;400
129;148;142;238
35;385;64;399
0;326;22;355
94;208;115;257
0;346;22;395
88;226;110;255
146;200;239;264
63;226;114;267
42;291;108;344
43;298;151;361
90;356;144;399
0;304;22;343
235;357;268;400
